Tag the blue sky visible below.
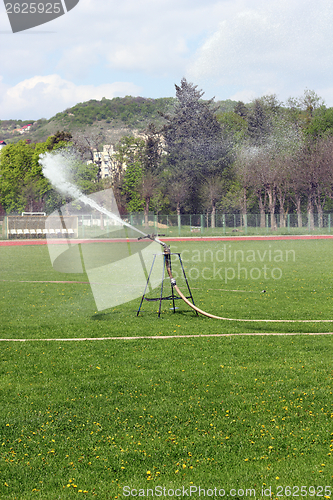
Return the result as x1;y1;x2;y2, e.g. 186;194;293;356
1;0;333;119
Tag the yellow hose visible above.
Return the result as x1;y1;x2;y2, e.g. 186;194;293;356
164;251;333;323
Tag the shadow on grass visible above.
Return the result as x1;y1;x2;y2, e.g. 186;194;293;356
90;310;125;321
91;308;198;321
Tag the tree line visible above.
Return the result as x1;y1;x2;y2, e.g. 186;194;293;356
2;79;333;223
110;80;333;227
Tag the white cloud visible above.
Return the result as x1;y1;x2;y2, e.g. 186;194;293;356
2;0;333;118
0;0;234;81
187;0;333;103
0;75;142;119
229;89;257;103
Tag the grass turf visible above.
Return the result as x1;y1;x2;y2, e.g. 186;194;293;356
0;239;332;499
1;239;333;337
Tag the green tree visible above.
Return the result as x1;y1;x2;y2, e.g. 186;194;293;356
140;123;163;223
247;99;269;145
117;136;146;213
216;111;248;145
234;101;248;118
116;127;164;221
304;107;333;139
46;130;72;150
0;141;35;213
161;78;229;213
200;176;224;228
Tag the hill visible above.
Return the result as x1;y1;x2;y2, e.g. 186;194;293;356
0;96;238;145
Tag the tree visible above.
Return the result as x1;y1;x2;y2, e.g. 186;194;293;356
161;78;229;213
286;89;325;130
0;141;35;213
201;177;224;228
247;99;269;146
234;147;255;224
168;179;190;216
300;89;325;119
216;111;248;146
305;107;333;139
115;123;164;221
46;130;72;150
140;123;164;223
234;101;248;118
71;130;105;165
297;138;333;229
116;136;146;214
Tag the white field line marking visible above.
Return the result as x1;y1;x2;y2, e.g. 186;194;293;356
0;332;332;342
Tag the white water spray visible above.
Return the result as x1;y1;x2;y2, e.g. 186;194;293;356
40;149;82;199
39;150;150;239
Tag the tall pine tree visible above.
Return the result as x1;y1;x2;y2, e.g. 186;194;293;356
161;78;229;213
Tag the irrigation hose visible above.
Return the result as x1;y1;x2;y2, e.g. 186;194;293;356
164;249;333;323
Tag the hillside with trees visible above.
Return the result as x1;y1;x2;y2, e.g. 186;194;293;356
0;96;237;145
0;96;177;144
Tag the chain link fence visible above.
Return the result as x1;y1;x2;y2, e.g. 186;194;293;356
2;212;333;239
76;212;333;238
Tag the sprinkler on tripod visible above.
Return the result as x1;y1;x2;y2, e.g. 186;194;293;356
136;233;197;318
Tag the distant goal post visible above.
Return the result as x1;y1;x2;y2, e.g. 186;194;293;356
21;212;46;216
6;214;78;239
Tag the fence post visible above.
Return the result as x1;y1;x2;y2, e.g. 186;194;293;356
287;214;290;232
266;214;269;234
201;214;204;234
178;214;181;236
223;214;226;235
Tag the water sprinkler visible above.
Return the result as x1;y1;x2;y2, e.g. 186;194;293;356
136;238;197;318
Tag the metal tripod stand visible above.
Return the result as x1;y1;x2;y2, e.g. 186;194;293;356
137;252;197;318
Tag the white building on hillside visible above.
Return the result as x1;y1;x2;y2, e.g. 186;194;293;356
87;144;116;179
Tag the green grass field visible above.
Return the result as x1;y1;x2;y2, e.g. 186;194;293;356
0;239;332;499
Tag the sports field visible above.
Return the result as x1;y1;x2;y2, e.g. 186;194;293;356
0;237;332;499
